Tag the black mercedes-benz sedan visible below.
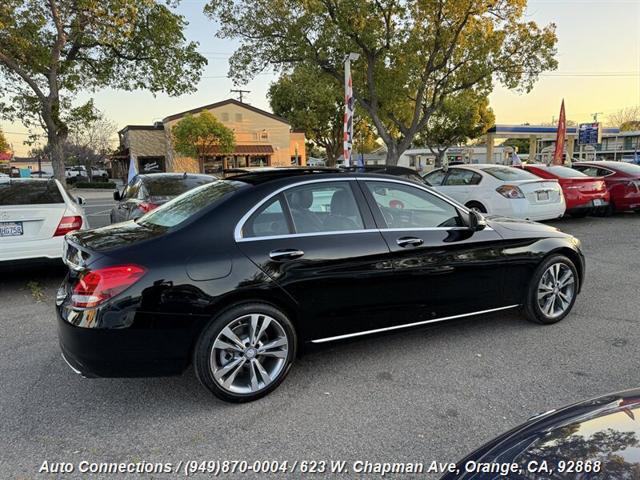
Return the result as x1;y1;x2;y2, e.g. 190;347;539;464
56;169;585;402
440;388;640;479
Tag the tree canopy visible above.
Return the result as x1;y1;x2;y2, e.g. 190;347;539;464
0;0;207;182
0;128;8;152
268;64;378;166
415;91;494;166
608;107;640;132
172;111;236;173
206;0;558;165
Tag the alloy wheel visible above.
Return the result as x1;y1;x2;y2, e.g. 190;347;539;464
210;314;289;394
537;263;576;319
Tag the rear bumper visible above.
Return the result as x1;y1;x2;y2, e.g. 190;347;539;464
566;198;610;213
494;199;566;221
0;236;64;262
56;305;195;378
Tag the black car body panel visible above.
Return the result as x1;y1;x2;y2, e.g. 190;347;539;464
440;388;640;480
57;171;584;378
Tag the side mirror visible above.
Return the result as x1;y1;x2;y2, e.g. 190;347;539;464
467;209;487;231
113;191;121;201
76;196;85;205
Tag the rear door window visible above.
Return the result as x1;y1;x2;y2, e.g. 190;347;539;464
0;180;64;205
242;195;291;238
146;176;214;199
424;169;446;186
443;169;482;186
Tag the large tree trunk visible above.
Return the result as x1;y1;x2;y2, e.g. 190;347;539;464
48;133;66;185
385;143;401;166
435;149;447;168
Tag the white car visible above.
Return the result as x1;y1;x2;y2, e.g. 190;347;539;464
423;164;565;221
0;177;88;262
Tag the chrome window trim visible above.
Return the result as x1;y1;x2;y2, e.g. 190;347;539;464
234;175;478;242
234;177;359;241
311;305;520;344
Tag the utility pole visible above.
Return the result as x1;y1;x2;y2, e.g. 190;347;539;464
231;89;250;103
592;112;604;122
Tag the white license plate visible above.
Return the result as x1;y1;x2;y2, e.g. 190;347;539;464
536;191;550;201
593;199;604;206
0;221;23;237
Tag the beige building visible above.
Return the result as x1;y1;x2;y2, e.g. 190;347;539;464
115;99;306;177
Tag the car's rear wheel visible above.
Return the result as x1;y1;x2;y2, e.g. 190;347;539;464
194;303;296;402
465;201;487;213
523;254;578;325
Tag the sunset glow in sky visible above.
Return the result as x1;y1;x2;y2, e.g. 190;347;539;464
2;0;640;156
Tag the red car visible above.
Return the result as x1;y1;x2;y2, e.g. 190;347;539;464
523;164;609;217
572;161;640;215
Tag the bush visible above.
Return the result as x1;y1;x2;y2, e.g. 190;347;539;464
74;181;117;189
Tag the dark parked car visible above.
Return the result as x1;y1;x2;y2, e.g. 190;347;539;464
339;164;426;184
441;388;640;479
572;161;640;215
57;170;584;402
110;173;216;223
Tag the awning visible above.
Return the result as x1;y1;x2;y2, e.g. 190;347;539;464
208;144;274;156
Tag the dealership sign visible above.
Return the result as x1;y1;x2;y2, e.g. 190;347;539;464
578;122;602;145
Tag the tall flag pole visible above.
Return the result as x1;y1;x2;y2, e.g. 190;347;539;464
552;99;567;165
344;53;359;167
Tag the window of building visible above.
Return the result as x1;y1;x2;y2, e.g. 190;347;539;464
235;113;243;122
260;130;269;141
221;112;229;122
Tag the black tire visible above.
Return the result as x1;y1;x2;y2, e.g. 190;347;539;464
193;302;297;403
465;201;487;213
523;254;579;325
594;202;615;217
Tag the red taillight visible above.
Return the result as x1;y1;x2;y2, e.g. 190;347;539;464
138;202;159;213
55;216;83;236
71;265;146;308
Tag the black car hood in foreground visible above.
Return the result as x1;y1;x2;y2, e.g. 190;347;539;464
485;215;568;239
441;388;640;480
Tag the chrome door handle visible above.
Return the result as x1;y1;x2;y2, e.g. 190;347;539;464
269;249;305;260
396;237;424;248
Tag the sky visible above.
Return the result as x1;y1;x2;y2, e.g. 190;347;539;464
2;0;639;156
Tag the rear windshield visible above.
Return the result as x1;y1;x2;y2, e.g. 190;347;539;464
609;162;640;175
137;180;245;228
533;165;588;178
145;176;215;197
481;167;539;181
0;180;64;205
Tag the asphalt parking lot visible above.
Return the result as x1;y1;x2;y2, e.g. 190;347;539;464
1;212;639;479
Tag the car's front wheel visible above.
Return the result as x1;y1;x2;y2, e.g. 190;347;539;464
194;303;296;402
523;254;578;325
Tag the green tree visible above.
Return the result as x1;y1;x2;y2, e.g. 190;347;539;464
0;127;9;152
501;138;529;155
0;0;207;183
269;65;344;166
172;111;236;173
269;64;378;166
415;91;494;167
206;0;558;165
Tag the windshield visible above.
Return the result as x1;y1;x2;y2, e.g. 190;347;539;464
146;176;215;197
137;180;245;228
481;166;539;181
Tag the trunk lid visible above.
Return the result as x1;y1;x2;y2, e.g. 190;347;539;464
509;179;562;205
561;177;606;194
0;204;67;242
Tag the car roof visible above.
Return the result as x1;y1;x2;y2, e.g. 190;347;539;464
137;173;216;180
227;168;426;186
